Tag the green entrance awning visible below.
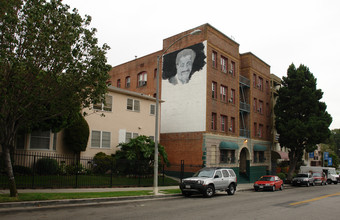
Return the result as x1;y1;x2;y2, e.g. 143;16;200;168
254;144;267;151
219;141;239;150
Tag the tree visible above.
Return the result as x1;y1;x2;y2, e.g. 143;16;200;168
274;64;332;180
116;136;169;176
63;113;90;158
0;0;111;197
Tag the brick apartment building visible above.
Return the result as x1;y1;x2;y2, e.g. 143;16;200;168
109;23;274;182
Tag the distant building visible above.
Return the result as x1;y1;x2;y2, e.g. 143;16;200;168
109;23;276;182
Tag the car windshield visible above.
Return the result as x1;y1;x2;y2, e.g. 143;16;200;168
193;169;215;178
297;174;308;177
328;169;336;175
258;176;274;181
312;173;321;177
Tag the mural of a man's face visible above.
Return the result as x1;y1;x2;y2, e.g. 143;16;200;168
176;55;193;84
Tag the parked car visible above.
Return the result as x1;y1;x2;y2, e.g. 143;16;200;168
312;172;327;186
300;166;339;184
292;173;314;186
254;175;283;191
179;167;237;198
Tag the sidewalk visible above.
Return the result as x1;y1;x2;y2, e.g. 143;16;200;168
0;183;254;213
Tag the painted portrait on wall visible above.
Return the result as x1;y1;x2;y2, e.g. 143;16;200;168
162;43;206;85
161;41;207;133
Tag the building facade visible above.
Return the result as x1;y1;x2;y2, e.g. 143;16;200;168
109;24;273;182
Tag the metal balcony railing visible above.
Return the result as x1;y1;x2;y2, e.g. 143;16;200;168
239;75;250;87
239;129;250;138
239;101;250;112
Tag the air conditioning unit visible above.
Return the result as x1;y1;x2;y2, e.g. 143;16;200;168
139;81;147;87
229;99;233;103
229;127;233;131
229;69;233;74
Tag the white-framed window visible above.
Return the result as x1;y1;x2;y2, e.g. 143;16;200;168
230;89;235;104
150;104;155;115
125;132;138;143
220;85;227;102
30;130;51;150
221;115;227;132
221;56;228;73
212;82;217;99
230;61;235;76
127;98;140;112
125;76;131;88
138;71;147;87
93;95;113;112
91;130;111;149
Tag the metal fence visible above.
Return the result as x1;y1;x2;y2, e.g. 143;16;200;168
0;151;178;189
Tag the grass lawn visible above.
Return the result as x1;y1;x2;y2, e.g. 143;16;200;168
0;189;182;203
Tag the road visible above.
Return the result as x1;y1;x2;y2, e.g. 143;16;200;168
2;184;340;220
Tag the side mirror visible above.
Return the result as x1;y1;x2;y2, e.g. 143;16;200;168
214;175;219;178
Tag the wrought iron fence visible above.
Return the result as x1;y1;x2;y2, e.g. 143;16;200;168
0;151;177;189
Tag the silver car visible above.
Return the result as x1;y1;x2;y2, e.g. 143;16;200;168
179;167;237;198
292;173;314;186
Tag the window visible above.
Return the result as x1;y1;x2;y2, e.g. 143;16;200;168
266;80;269;94
220;149;235;164
211;113;217;130
230;89;235;104
253;98;257;112
230;61;235;76
125;76;130;88
125;132;138;143
150;104;155;115
221;115;227;132
154;68;157;78
259;124;263;138
212;82;217;99
258;77;263;91
254;123;257;137
221;56;228;73
254;151;265;163
91;131;111;148
230;117;235;132
259;100;263;114
212;51;217;68
266;102;270;116
220;85;227;102
137;71;147;87
127;98;140;112
253;73;257;88
93;95;113;112
117;79;121;88
16;132;25;149
30;130;50;150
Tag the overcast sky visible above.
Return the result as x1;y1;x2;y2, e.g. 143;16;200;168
63;0;340;129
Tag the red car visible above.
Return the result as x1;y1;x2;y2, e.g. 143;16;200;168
312;172;327;185
254;175;283;191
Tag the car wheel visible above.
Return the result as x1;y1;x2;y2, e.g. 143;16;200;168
272;185;276;191
280;184;283;190
254;187;259;192
327;179;332;184
204;185;215;198
227;184;236;195
306;182;310;187
312;181;315;186
334;181;338;185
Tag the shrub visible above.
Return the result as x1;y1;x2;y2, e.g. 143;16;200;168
277;172;286;181
93;152;115;174
35;158;59;175
13;165;33;175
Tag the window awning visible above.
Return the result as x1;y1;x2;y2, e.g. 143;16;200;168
272;150;289;160
253;144;267;151
219;141;239;150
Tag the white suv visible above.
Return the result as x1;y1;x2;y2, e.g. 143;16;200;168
179;167;237;198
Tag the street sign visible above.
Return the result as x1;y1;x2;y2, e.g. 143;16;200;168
324;152;329;160
309;152;314;158
328;157;333;166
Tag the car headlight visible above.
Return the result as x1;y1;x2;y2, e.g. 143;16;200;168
304;178;309;181
254;183;258;186
197;180;204;185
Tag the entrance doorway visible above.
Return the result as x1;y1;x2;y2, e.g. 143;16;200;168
239;147;250;182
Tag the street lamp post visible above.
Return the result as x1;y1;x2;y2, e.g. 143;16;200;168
154;29;201;195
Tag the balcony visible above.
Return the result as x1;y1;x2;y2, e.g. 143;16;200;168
239;75;250;87
239;101;250;112
239;129;250;138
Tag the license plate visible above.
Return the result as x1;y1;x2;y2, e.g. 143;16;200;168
185;185;191;189
259;186;263;189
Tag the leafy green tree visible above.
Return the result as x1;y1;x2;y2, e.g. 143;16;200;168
116;136;169;176
0;0;111;197
274;64;332;180
63;113;90;155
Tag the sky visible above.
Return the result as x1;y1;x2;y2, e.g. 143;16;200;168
63;0;340;129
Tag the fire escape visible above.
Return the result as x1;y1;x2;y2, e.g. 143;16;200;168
239;75;250;138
